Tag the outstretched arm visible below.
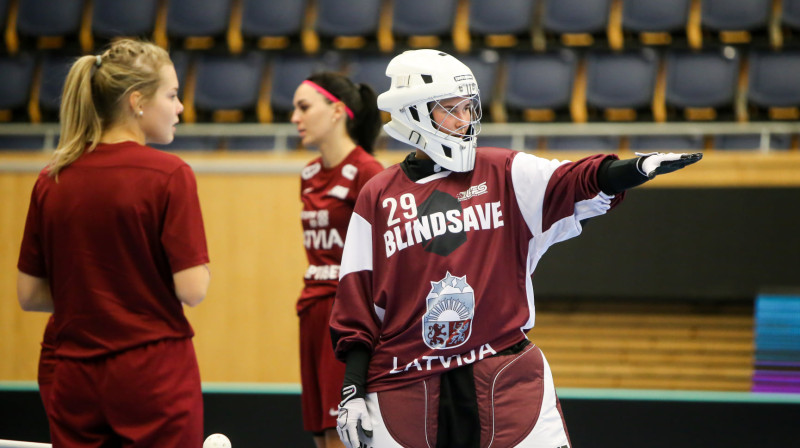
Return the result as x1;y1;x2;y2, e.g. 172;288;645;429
597;152;703;195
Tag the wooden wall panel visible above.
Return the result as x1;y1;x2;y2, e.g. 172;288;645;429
0;172;308;383
0;173;51;381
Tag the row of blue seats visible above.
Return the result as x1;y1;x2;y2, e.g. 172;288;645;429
2;46;799;124
155;131;796;152
4;0;800;55
1;132;796;152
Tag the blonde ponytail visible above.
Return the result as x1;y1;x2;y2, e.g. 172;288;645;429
48;56;103;179
47;39;171;179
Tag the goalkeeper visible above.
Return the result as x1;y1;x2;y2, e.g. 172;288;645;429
331;49;702;448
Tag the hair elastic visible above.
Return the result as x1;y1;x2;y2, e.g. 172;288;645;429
95;55;102;67
302;80;354;119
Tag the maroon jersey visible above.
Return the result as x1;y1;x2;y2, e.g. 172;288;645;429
297;147;382;314
18;141;209;358
331;147;624;392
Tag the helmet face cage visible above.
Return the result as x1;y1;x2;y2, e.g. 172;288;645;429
427;94;482;141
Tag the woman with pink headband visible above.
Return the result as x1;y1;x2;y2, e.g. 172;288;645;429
291;71;383;448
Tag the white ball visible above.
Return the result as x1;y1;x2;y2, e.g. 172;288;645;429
203;433;231;448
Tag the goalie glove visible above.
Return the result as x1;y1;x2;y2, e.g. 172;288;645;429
336;384;373;448
635;152;703;179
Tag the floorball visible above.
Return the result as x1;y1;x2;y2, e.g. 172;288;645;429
203;433;231;448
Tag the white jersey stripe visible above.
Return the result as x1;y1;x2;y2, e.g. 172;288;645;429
339;212;373;279
510;151;570;237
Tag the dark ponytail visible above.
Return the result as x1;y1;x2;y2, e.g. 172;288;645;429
352;83;381;154
305;72;382;154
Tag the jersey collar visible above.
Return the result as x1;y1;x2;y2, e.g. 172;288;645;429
400;152;448;182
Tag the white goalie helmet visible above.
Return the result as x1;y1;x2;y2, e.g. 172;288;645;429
377;49;482;172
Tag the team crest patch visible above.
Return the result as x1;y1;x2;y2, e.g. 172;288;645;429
422;272;474;349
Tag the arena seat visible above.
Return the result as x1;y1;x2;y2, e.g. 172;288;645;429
86;0;160;51
158;0;232;50
782;0;800;43
31;53;77;123
503;49;578;122
189;51;267;123
620;0;691;46
342;52;393;94
747;49;800;120
0;52;36;122
310;0;382;51
585;48;659;121
379;0;458;52
664;48;741;121
238;0;308;50
12;0;84;52
464;0;537;51
699;0;771;46
541;0;612;47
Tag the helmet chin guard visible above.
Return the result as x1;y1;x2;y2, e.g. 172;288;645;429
378;50;482;172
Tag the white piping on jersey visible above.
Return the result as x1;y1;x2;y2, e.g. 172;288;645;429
424;380;432;448
488;344;535;447
415;170;452;184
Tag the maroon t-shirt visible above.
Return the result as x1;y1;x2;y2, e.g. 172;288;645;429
297;147;382;314
18;141;209;359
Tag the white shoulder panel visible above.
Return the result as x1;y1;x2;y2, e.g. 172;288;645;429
339;212;373;279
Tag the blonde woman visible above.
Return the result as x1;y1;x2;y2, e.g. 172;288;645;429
17;39;210;446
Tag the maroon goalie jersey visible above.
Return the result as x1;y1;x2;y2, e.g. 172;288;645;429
331;147;624;392
297;147;383;314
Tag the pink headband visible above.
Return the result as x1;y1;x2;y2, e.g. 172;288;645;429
302;80;354;119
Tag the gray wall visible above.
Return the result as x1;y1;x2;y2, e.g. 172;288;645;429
534;188;800;300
